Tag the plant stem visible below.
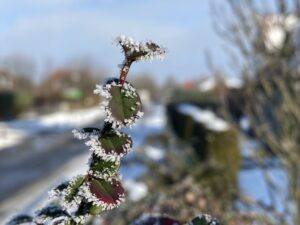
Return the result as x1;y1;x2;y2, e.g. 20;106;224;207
119;59;133;85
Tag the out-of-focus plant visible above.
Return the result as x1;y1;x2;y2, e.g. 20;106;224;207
101;131;270;225
212;0;300;224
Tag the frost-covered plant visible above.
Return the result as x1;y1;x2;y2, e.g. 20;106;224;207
7;36;220;225
7;35;166;225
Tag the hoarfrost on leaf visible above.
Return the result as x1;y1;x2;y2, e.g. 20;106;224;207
115;35;166;62
95;79;143;128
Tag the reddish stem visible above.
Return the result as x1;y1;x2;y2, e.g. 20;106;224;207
119;60;133;86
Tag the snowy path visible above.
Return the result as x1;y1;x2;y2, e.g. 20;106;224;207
0;129;92;221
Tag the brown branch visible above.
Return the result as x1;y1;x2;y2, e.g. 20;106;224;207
119;60;133;86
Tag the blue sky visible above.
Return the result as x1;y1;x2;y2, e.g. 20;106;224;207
0;0;228;83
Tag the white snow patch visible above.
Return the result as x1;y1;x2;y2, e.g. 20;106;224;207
263;14;298;52
39;107;103;129
225;77;243;89
0;107;104;150
144;145;165;161
240;116;251;131
198;77;243;92
177;104;230;132
124;180;148;202
143;105;166;129
0;126;27;150
198;78;216;92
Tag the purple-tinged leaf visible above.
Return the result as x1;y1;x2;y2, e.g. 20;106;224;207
88;178;125;210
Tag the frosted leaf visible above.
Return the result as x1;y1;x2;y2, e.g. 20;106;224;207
95;79;143;128
81;178;125;210
188;214;220;225
74;201;103;218
35;205;70;224
85;130;132;161
89;157;120;180
6;215;34;225
89;157;120;181
64;175;86;203
115;35;166;62
48;181;70;199
72;128;101;140
94;84;112;98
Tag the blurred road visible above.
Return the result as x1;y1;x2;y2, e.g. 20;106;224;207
0;132;81;200
0;128;92;221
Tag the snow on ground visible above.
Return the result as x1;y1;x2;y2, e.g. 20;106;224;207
124;180;148;202
224;77;243;89
141;104;166;129
198;78;216;92
0;107;103;150
2;152;91;223
0;127;26;150
177;104;229;132
198;77;243;92
144;145;165;161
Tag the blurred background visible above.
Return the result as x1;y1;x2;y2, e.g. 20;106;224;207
0;0;300;224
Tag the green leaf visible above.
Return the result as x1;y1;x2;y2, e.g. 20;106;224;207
75;201;103;217
89;204;103;215
90;158;119;174
97;131;132;156
108;84;141;124
65;176;86;202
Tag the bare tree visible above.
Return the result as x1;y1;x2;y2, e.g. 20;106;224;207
212;0;300;224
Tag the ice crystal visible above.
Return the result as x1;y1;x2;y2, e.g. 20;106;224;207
72;128;100;140
115;35;166;62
